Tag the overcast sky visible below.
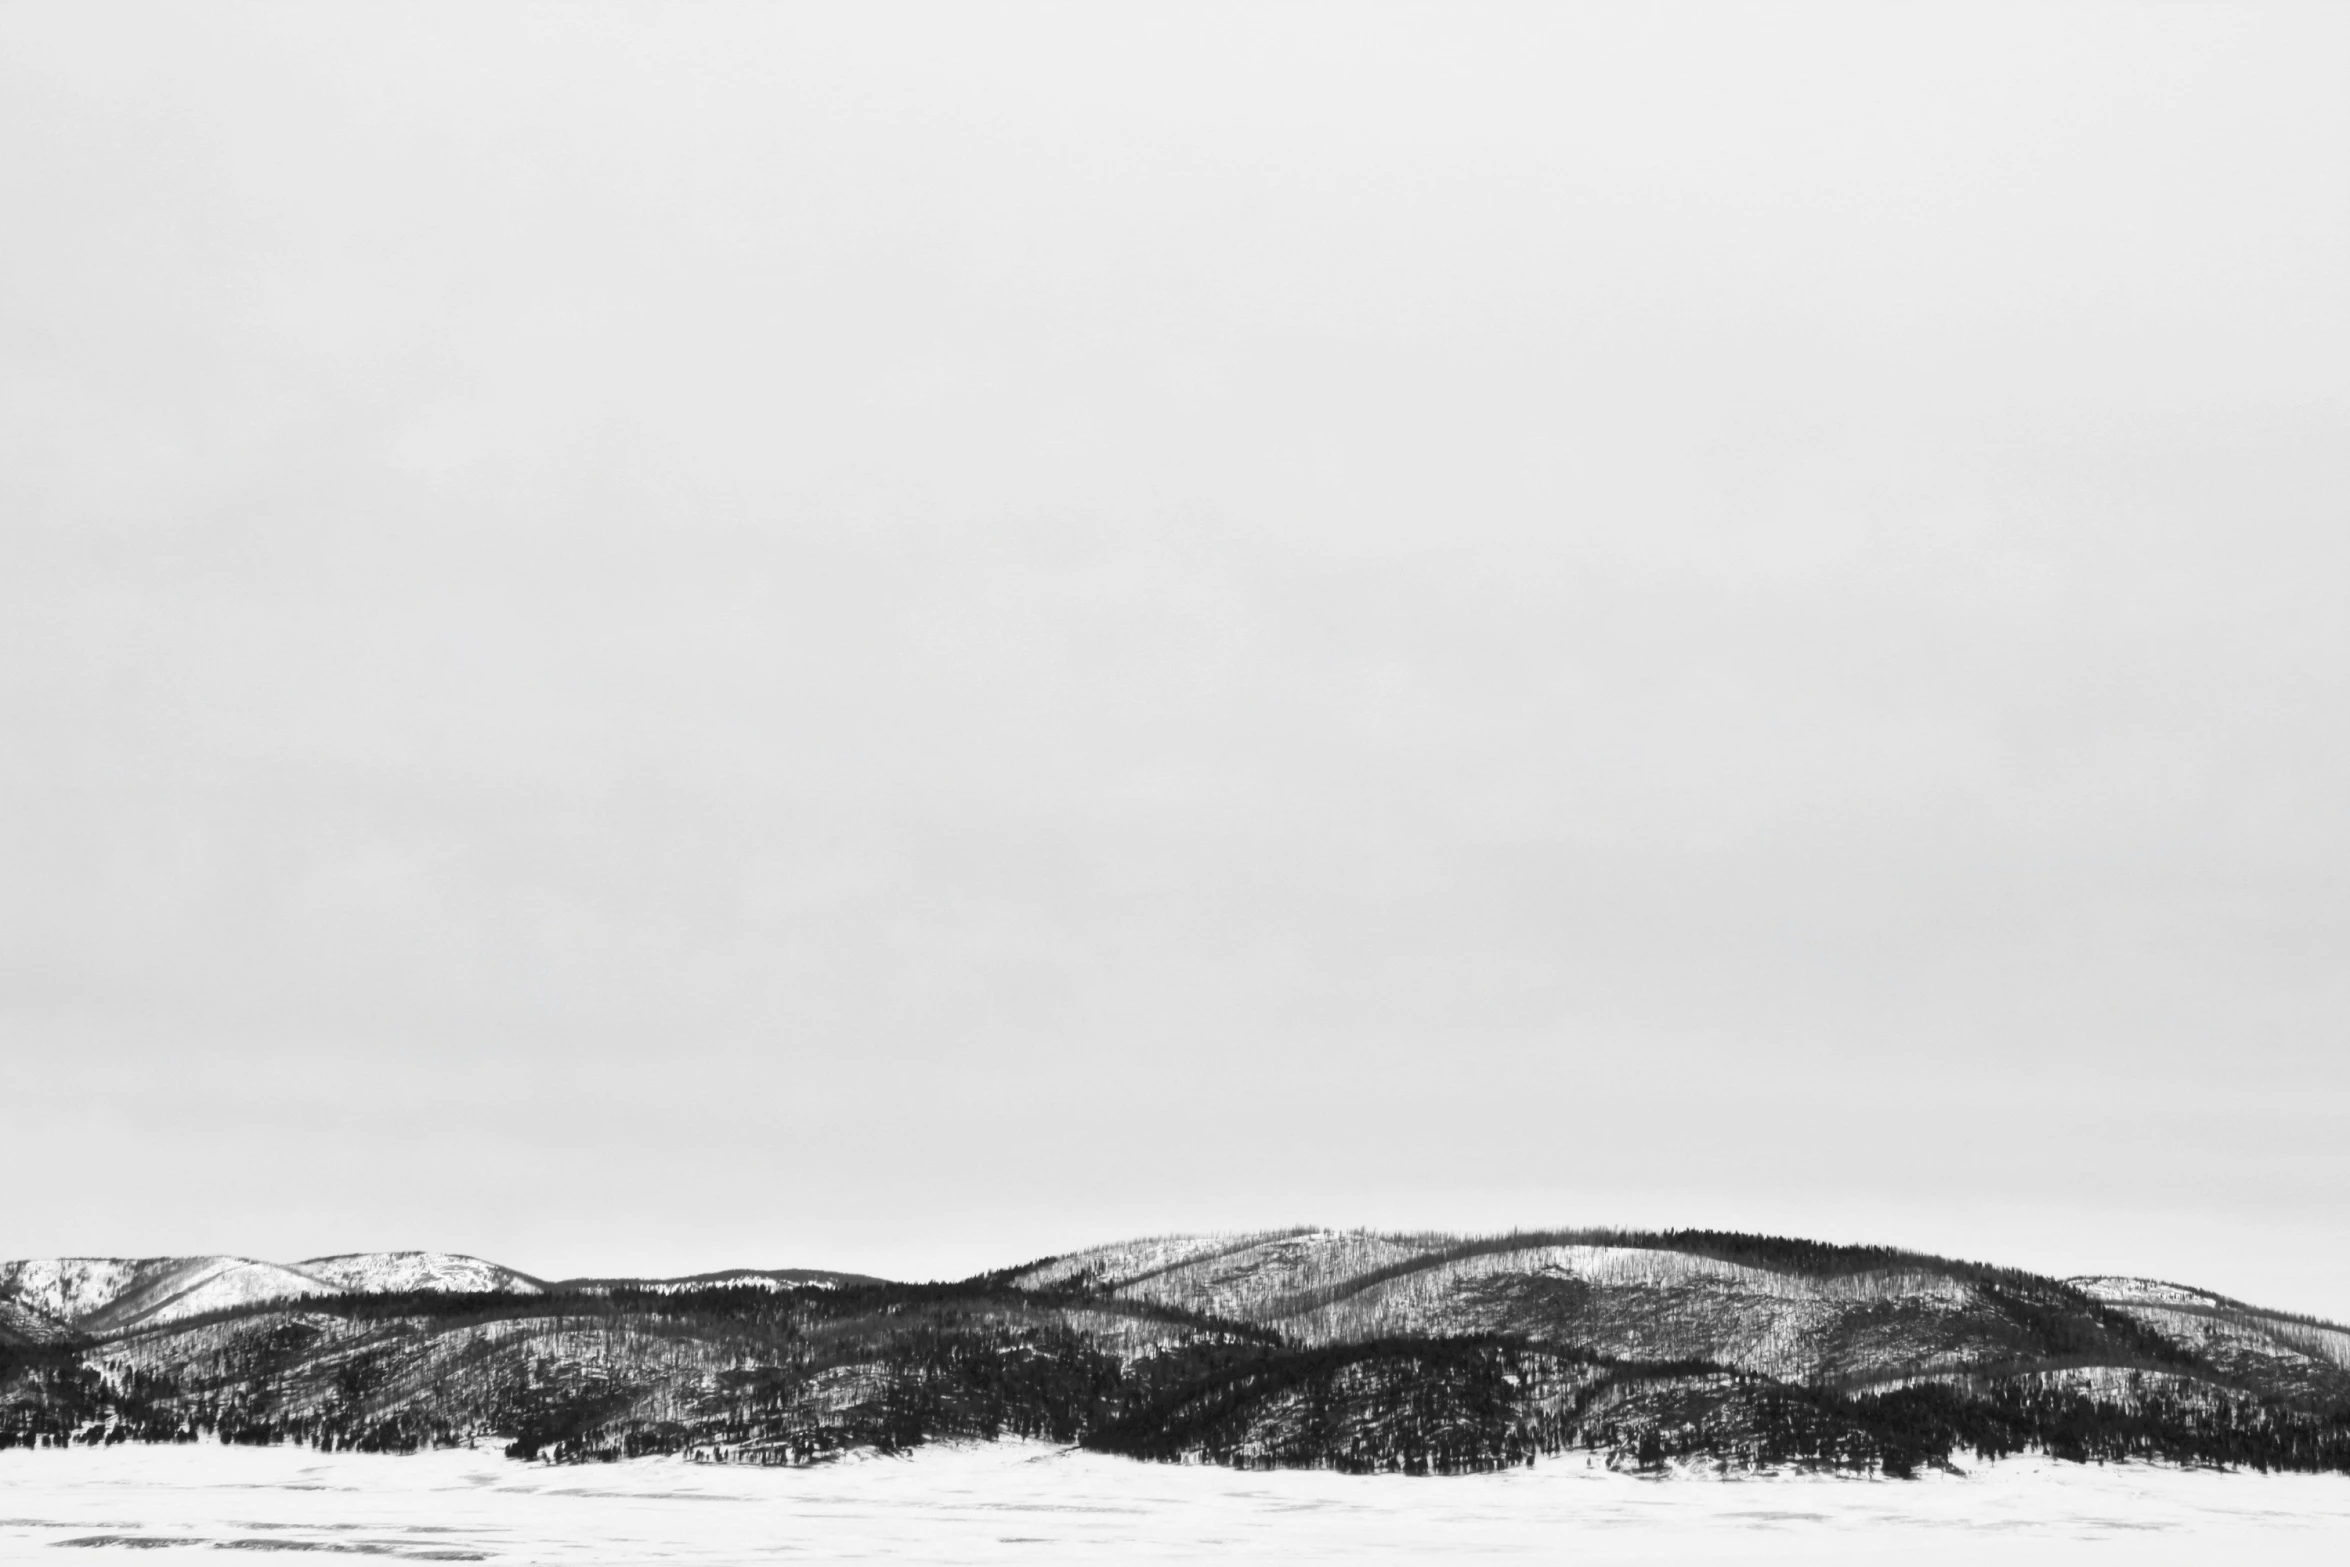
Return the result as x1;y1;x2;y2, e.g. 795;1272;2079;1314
5;2;2347;1314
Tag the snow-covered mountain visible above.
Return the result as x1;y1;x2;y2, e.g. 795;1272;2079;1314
0;1257;342;1335
1009;1228;2350;1398
0;1258;150;1328
0;1251;873;1335
2069;1274;2350;1405
9;1229;2350;1476
0;1253;535;1334
0;1295;67;1345
295;1253;542;1296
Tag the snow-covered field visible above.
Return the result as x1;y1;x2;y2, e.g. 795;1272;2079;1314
2;1441;2346;1565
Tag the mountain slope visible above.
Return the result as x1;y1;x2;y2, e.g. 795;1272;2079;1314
0;1259;151;1327
296;1253;543;1296
6;1230;2347;1478
0;1297;67;1346
1015;1229;2228;1394
2070;1276;2350;1405
0;1258;340;1334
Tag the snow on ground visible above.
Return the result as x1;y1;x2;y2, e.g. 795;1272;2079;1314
1116;1230;1429;1320
1;1441;2345;1565
102;1259;342;1327
1009;1232;1289;1292
0;1258;340;1332
2069;1276;2229;1308
296;1254;542;1296
0;1261;147;1325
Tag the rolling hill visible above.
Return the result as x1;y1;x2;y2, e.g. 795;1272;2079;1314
0;1254;540;1337
297;1253;544;1297
0;1257;340;1336
5;1230;2347;1477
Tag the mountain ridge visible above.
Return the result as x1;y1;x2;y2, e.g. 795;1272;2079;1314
0;1253;544;1336
6;1228;2347;1477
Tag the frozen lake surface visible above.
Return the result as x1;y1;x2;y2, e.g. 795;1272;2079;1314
3;1440;2347;1565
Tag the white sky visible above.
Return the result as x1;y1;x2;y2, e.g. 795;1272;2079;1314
4;3;2347;1314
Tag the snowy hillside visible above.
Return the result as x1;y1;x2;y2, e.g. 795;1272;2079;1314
1;1251;879;1329
2070;1277;2231;1308
0;1295;68;1345
1;1253;544;1333
0;1258;150;1326
296;1252;543;1295
0;1257;338;1333
1015;1231;2113;1388
1009;1232;1311;1293
95;1258;341;1330
11;1229;2350;1479
1112;1229;1433;1319
2069;1275;2350;1402
1262;1243;1988;1383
